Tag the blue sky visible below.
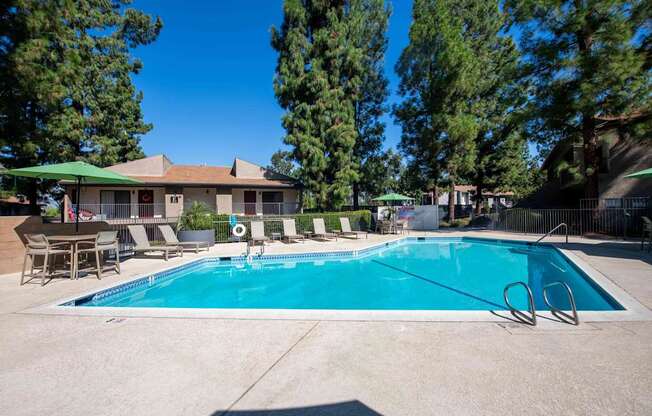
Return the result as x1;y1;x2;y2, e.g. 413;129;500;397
132;1;412;167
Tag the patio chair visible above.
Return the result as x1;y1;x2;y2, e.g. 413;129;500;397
20;234;74;286
127;225;182;261
158;224;210;253
312;218;338;241
282;219;305;243
337;217;368;239
642;216;652;252
74;231;120;280
249;221;270;246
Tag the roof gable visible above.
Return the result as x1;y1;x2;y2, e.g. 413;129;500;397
106;154;172;177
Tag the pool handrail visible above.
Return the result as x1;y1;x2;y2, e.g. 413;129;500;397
535;223;568;245
543;281;579;325
503;281;537;326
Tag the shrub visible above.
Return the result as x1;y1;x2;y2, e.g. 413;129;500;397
213;210;372;242
178;201;215;231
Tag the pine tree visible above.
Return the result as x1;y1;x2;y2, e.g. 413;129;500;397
457;1;530;213
0;1;161;207
348;0;391;209
394;0;483;221
505;0;652;198
268;150;298;177
272;0;378;211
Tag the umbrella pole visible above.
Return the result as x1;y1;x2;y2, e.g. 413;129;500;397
75;176;81;233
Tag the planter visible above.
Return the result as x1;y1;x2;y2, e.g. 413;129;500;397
177;229;215;246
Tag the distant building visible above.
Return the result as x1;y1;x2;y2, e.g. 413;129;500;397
62;154;302;222
523;128;652;208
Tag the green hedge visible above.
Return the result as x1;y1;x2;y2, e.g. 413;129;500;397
213;210;372;242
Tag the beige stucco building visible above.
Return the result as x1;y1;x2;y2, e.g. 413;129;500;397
62;155;301;222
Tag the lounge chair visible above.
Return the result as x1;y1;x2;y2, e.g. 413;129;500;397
158;224;210;253
127;225;182;261
249;221;270;246
337;217;368;239
282;219;305;243
312;218;338;241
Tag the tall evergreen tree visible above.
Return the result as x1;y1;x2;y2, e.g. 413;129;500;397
273;0;388;210
394;0;483;221
459;1;530;213
505;0;652;198
349;0;391;209
0;1;161;207
268;149;298;177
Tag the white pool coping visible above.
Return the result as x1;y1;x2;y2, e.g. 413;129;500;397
21;236;652;323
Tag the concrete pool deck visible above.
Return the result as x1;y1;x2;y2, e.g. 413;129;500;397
1;230;652;415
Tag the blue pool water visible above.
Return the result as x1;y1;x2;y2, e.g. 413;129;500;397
75;238;622;311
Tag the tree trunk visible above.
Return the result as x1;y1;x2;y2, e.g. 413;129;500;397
448;180;456;222
577;23;599;198
475;183;483;214
26;180;39;215
582;114;600;198
352;182;360;210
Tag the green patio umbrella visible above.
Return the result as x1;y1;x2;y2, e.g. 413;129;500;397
624;167;652;179
4;161;141;231
372;192;415;203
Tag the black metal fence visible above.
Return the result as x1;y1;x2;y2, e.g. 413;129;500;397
492;207;652;238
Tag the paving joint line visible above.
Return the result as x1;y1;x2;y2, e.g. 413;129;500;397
219;320;321;415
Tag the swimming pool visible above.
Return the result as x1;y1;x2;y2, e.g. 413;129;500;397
68;238;622;311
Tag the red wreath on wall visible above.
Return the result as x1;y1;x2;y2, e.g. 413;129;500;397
141;193;152;203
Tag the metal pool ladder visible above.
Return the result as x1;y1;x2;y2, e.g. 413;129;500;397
543;281;579;325
534;223;568;245
503;282;537;326
504;280;579;326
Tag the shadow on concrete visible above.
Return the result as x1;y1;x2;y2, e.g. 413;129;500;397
562;241;652;267
211;400;383;416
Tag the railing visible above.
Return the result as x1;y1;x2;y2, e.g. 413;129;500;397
231;202;301;216
503;281;537;326
535;223;568;244
543;281;579;325
68;203;166;222
493;207;652;238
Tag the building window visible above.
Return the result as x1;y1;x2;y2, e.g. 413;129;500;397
262;191;284;214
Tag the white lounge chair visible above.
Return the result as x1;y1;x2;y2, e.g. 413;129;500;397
158;224;210;253
338;217;368;239
282;219;305;243
249;221;269;246
127;225;182;261
312;218;338;241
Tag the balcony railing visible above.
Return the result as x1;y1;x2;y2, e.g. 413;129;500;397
68;203;166;222
232;202;300;216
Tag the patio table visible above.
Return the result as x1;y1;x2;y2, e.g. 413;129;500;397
47;234;97;279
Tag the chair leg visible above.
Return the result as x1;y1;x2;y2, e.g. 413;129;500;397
164;250;168;261
69;252;74;280
41;253;49;286
115;248;120;274
20;252;29;285
95;250;102;279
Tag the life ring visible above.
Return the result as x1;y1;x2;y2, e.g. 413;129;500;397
232;223;247;237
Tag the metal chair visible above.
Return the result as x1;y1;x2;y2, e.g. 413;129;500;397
74;231;120;279
20;234;74;286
